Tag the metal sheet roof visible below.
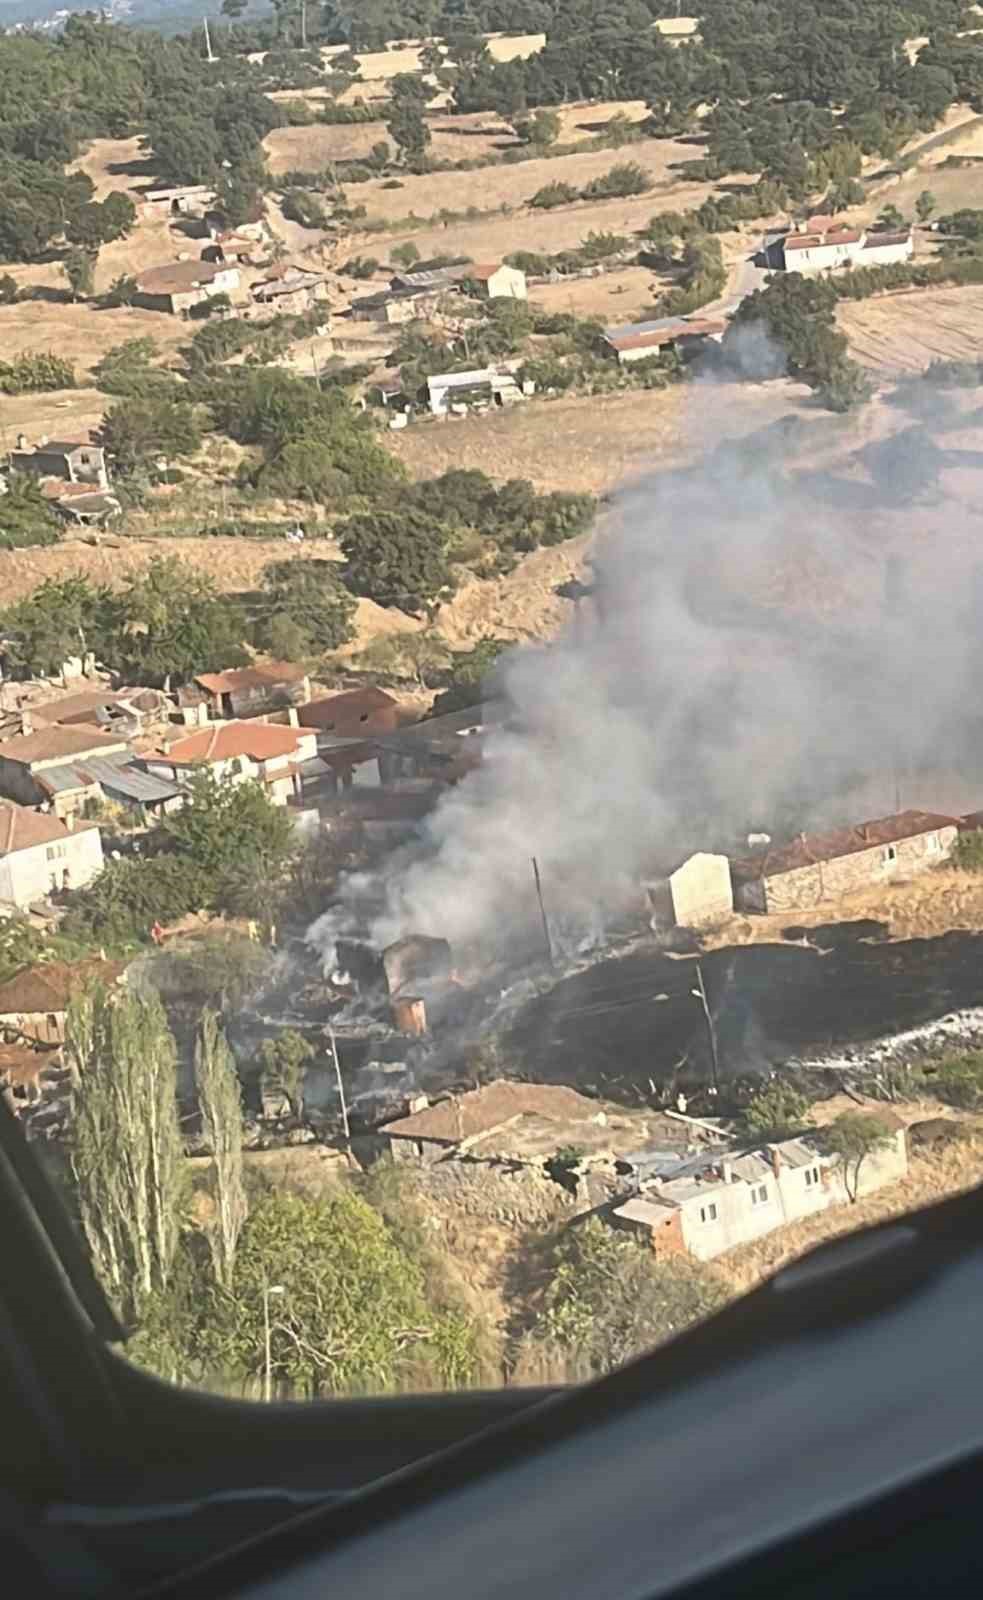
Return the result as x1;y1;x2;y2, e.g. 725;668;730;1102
83;757;182;804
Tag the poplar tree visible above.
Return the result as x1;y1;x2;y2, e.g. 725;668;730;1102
195;1010;248;1292
68;984;182;1320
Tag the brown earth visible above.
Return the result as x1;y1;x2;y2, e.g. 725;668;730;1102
838;285;983;375
265;111;520;171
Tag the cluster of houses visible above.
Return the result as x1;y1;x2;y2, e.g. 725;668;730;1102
365;1075;909;1262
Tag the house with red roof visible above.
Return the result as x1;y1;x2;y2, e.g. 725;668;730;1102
144;720;319;805
0;800;103;908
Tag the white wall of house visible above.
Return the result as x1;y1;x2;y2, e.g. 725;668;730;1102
0;827;103;908
669;852;733;929
484;265;527;300
859;238;913;267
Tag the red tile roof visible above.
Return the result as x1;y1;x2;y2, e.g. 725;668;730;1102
194;661;308;695
0;801;93;856
733;810;958;881
136;260;226;294
381;1080;600;1143
0;724;128;765
163;720;305;765
469;263;503;280
0;959;127;1016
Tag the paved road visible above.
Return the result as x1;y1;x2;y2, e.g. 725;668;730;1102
704;234;769;320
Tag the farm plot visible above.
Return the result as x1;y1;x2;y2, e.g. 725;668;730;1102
837;285;983;375
337;134;709;223
265;111;518;171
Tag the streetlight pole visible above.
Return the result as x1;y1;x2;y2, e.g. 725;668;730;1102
329;1025;350;1146
263;1283;285;1402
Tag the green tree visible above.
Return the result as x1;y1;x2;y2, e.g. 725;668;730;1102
390;239;421;269
99;396;202;477
62;245;97;301
195;1010;248;1292
430;637;509;714
61;855;206;944
0;574;104;676
204;1187;467;1395
741;1080;812;1138
877;203;906;231
915;190;937;224
255;559;356;655
99;556;248;686
68;984;183;1321
819;1112;892;1202
0;273;17;303
340;507;454;612
161;766;297;915
530;1219;725;1382
0;473;62;551
256;1027;314;1120
515;108;561;148
103;274;139;309
386;92;431;163
581;161;653;200
101;190;137;240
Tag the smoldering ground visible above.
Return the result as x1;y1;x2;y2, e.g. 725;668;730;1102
309;372;983;974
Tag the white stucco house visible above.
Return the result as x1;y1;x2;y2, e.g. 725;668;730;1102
0;801;103;908
144;720;319;805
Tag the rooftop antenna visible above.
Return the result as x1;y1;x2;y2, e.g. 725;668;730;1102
203;17;216;63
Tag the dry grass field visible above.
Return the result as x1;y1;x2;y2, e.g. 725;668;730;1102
336;134;712;224
265;111;519;172
528;263;665;320
838;285;983;374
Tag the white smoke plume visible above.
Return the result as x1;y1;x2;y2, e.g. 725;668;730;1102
310;372;983;974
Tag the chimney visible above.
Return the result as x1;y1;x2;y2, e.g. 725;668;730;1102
286;706;299;727
408;1093;428;1114
15;433;27;451
65;814;75;832
38;434;48;447
770;1145;782;1179
20;710;33;737
721;1158;733;1184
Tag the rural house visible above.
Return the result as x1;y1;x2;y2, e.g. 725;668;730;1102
142;184;215;217
40;481;121;527
779;222;913;274
611;1123;908;1261
350;285;444;324
134;260;241;315
9;437;109;490
145;720;318;805
249;267;329;314
465;263;527;300
731;809;958;914
0;724;131;816
426;366;523;415
189;661;311;720
0;801;103;907
646;852;734;932
374;701;505;784
377;1080;606;1164
298;687;399;737
0;958;127;1045
201;232;265;266
602;316;725;365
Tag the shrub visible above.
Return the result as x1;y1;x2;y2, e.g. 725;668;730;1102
281;190;329;229
529;180;579;210
581;161;653;200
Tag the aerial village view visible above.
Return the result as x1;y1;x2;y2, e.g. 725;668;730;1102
2;0;983;1399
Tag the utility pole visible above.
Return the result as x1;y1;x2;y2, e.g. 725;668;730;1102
531;856;555;970
312;345;321;389
328;1026;349;1145
203;17;216;63
300;0;308;49
691;963;719;1096
262;1282;285;1402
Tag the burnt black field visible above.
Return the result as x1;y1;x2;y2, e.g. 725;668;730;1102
505;923;983;1100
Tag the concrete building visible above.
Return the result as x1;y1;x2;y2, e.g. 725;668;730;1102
190;662;311;720
374;700;506;783
602;315;725;365
732;809;958;914
612;1123;908;1261
9;437;108;490
0;958;127;1044
780;223;913;274
41;482;121;526
466;262;527;300
0;724;131;817
134;260;240;314
298;687;399;737
350;286;443;325
647;852;733;932
145;720;318;805
0;801;103;907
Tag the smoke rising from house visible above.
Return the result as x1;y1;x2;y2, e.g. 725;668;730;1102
310;374;983;972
